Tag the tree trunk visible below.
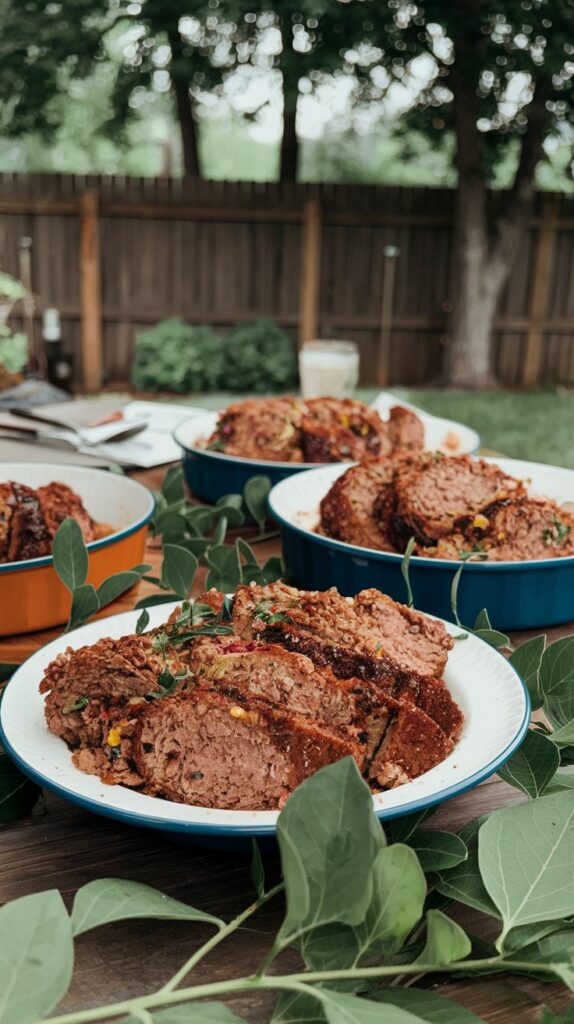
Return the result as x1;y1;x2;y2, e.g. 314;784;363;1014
280;103;298;181
278;14;299;182
173;76;200;179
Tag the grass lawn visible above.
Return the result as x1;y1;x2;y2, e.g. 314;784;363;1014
181;388;574;469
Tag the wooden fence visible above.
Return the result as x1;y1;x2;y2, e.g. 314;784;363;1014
0;173;573;390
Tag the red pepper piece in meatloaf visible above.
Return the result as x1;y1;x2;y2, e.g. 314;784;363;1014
386;454;524;549
427;496;574;562
319;458;398;551
40;633;190;749
132;688;364;810
301;398;391;463
388;406;425;454
206;397;305;462
232;583;463;741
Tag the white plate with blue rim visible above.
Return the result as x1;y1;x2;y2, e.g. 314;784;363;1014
0;600;529;838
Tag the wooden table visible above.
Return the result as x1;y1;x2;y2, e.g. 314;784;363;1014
0;466;571;1023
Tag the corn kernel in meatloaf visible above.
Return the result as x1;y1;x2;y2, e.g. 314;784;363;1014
132;688;364;810
319;459;398;551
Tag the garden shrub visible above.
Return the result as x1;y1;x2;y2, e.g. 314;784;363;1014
222;320;298;392
131;317;298;394
131;319;224;393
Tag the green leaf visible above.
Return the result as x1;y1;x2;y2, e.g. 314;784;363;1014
0;664;17;683
96;570;142;609
478;791;574;950
502;918;574;954
0;748;40;824
386;809;433;844
244;475;272;530
135;609;150;634
161;465;185;505
541;637;574;727
251;839;265;899
436;825;498;919
509;929;574;989
509;635;546;711
71;878;223;936
212;515;228;546
473;628;511;650
408;830;468;872
497;728;560;798
122;1004;248;1024
236;536;259;567
217;493;243;510
67;583;100;631
241;554;284;586
204;544;242;593
52;517;88;591
0;890;73;1024
546;770;574;793
374;989;485;1022
353;844;426;958
540;1002;574;1023
277;758;380;940
416;909;471;965
319;990;423;1024
160;544;198;599
400;537;416;608
473;609;492;630
550;722;574;748
153;510;187;538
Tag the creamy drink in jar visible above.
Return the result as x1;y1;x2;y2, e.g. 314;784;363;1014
298;340;359;398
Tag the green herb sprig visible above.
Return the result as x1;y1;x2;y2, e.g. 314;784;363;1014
4;757;574;1024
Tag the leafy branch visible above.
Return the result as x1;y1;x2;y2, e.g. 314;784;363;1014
4;759;574;1024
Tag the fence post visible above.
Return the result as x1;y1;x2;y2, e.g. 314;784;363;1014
378;245;400;386
80;190;103;393
299;198;322;346
522;196;557;387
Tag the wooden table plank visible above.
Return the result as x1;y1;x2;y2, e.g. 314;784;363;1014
1;464;572;1022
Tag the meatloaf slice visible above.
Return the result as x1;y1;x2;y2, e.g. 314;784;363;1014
319;459;397;551
353;589;454;677
7;482;51;561
40;634;190;749
189;635;390;758
388;454;524;549
232;583;463;741
36;481;98;544
428;496;574;562
301;398;391;463
388;406;425;454
132;688;364;810
206;397;305;462
368;700;454;788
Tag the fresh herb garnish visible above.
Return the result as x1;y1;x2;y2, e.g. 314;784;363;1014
207;436;226;452
542;515;571;547
458;543;489;561
253;600;290;625
62;696;89;715
147;668;190;700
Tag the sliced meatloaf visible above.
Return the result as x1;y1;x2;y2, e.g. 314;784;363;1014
388;406;425;454
0;479;110;562
427;496;574;562
232;583;463;741
0;483;15;560
387;454;524;549
206;397;305;462
132;688;363;810
301;398;391;463
353;589;454;677
40;633;190;749
368;699;454;788
36;481;98;544
319;459;397;551
7;482;51;561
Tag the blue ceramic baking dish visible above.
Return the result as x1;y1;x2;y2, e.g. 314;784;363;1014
268;458;574;631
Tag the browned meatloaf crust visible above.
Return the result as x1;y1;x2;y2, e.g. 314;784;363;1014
388;406;425;453
132;688;364;810
40;633;190;749
232;583;462;741
427;496;574;562
206;397;305;462
385;454;524;549
319;459;398;551
0;479;111;562
301;398;391;463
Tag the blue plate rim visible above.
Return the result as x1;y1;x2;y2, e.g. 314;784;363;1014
268;465;574;572
0;636;530;836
